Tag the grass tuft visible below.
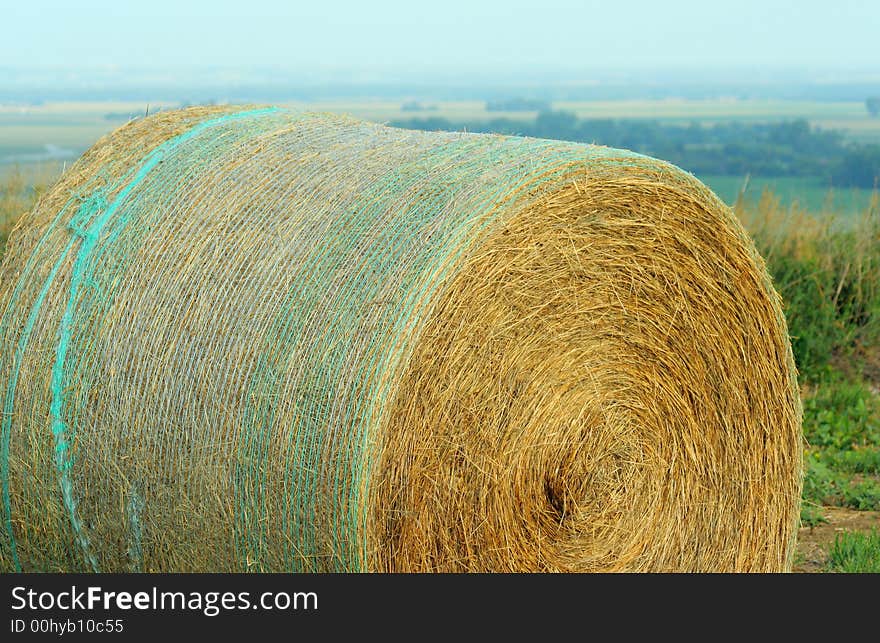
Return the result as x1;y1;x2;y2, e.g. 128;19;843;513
827;529;880;573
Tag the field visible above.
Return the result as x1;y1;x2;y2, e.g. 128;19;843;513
0;102;177;164
3;98;880;168
4;98;878;224
288;98;880;142
702;175;878;219
558;99;880;140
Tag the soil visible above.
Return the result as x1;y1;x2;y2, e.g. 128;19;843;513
794;506;880;572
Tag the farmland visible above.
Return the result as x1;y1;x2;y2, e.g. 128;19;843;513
702;175;877;219
279;98;880;141
3;98;879;218
3;97;880;162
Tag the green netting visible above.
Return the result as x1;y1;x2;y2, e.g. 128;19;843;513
0;106;705;572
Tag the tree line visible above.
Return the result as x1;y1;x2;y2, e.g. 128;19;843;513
391;112;880;188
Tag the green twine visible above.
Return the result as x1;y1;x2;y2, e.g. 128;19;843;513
2;107;279;572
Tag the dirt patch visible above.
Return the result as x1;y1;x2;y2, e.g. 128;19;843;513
794;507;880;572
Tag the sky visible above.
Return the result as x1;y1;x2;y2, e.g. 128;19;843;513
2;0;878;75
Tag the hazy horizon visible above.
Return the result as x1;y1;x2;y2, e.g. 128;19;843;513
3;0;878;77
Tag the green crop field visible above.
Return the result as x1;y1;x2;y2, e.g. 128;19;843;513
700;174;878;219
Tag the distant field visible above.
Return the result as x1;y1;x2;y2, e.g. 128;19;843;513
2;99;877;219
297;98;880;142
2;98;878;165
558;99;879;135
700;174;878;218
0;101;177;163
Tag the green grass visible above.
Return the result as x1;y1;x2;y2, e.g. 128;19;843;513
799;503;828;528
740;189;880;376
827;529;880;572
803;382;880;451
804;453;880;511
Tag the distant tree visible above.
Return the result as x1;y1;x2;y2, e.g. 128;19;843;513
768;119;811;146
533;110;578;141
867;97;880;118
834;144;880;188
391;113;863;183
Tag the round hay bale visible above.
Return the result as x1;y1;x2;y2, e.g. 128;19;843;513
0;106;802;572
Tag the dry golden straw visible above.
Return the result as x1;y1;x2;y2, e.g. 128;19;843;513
0;106;802;572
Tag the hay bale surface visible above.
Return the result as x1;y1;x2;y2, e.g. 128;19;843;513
0;106;802;572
